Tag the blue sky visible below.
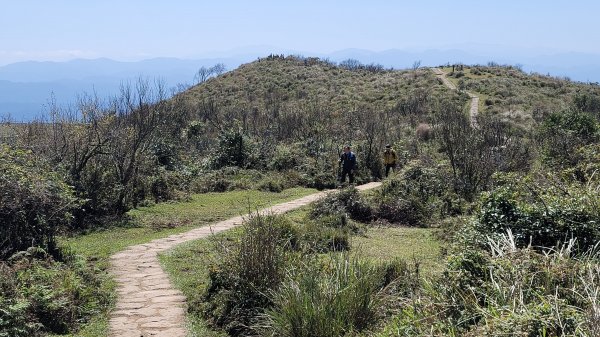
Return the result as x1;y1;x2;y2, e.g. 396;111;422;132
1;0;599;65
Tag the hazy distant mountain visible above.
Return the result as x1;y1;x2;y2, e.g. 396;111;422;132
1;49;599;121
0;56;252;121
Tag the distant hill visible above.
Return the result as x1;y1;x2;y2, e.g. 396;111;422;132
2;48;600;121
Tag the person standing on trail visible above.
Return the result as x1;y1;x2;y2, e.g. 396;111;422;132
383;144;397;177
339;145;357;184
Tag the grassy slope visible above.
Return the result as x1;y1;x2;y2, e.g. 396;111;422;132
183;58;441;113
48;60;600;337
58;187;316;337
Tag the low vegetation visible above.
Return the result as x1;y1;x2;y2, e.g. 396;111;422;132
161;200;431;337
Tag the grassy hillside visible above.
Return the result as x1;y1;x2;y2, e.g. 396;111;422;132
183;56;441;113
443;64;600;128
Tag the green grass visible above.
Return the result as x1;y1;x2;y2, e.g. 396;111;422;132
57;187;315;337
60;187;316;260
352;226;442;275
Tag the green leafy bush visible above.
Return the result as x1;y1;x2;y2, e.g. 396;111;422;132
209;128;254;169
476;174;600;250
538;109;598;169
310;186;373;222
0;146;79;259
268;144;301;171
373;161;453;226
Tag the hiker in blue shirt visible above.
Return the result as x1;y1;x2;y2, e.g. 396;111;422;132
339;146;357;184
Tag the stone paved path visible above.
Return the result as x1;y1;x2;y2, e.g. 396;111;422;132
431;67;479;127
108;182;382;337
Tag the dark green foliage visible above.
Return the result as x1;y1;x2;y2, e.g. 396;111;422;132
573;90;600;114
0;146;79;259
539;109;598;168
373;161;455;226
210;128;254;169
475;174;600;251
310;187;373;222
0;250;113;336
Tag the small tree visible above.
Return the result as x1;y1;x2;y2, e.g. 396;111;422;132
210;128;252;169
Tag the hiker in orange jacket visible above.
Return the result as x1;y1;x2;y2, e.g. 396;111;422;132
383;144;397;177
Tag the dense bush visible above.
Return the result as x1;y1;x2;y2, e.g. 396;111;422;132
209;128;254;169
475;173;600;251
373;161;455;226
0;250;113;336
0;146;79;259
268;144;301;171
310;187;373;222
539;109;598;168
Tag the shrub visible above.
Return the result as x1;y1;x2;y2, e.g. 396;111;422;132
310;187;373;222
257;175;286;193
0;251;113;336
0;146;79;259
202;214;291;336
210;128;254;169
149;168;190;202
538;109;598;169
475;173;600;251
373;161;453;226
376;197;428;226
268;144;301;171
415;123;432;141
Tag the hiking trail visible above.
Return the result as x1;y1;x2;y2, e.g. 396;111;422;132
431;67;479;127
108;182;382;337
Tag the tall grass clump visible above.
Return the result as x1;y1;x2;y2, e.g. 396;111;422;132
202;214;294;336
260;255;412;337
381;236;600;336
